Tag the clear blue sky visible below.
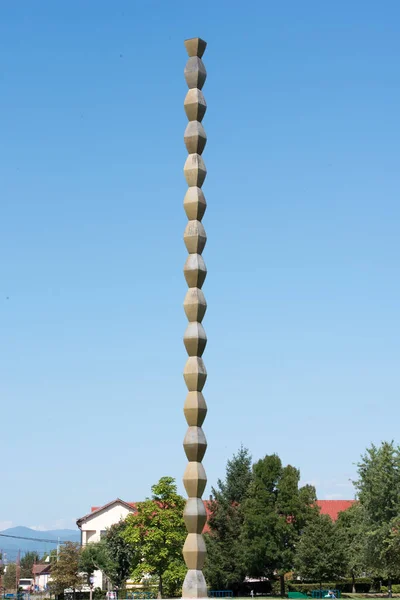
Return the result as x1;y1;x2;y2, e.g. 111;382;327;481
1;0;399;531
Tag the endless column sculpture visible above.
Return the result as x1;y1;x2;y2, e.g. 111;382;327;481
182;37;208;600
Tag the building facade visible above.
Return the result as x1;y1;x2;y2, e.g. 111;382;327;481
77;499;136;589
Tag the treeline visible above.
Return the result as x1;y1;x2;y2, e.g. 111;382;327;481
0;551;42;590
15;441;400;598
205;441;400;597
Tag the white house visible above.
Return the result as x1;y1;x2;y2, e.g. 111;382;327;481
33;562;52;591
76;499;136;589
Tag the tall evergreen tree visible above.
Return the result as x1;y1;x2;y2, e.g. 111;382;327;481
20;552;40;579
204;446;252;593
241;454;318;595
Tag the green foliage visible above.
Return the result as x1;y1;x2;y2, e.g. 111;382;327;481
336;503;367;586
123;476;186;599
49;541;84;595
294;513;347;584
241;453;318;594
215;444;253;503
382;585;400;594
20;552;40;578
355;442;400;526
43;549;58;563
159;560;187;598
355;441;400;584
4;563;17;591
80;522;134;590
287;579;373;594
205;446;252;592
80;541;110;582
103;521;134;589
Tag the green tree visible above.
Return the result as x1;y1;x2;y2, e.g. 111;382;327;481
294;513;347;588
123;477;186;598
354;441;400;596
336;503;367;592
379;516;400;584
241;454;318;595
355;442;400;524
49;542;84;599
365;521;400;591
80;523;134;594
80;541;110;583
20;552;40;578
104;521;134;591
205;446;252;593
4;563;17;591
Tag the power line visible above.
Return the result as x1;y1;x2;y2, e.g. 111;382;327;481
0;533;68;544
0;546;57;555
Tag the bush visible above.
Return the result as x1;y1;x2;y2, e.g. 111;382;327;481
287;579;373;594
381;585;400;594
270;580;281;596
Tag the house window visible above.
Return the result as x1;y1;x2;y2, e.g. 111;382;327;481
100;530;106;538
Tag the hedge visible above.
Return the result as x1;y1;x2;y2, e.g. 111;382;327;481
287;579;372;594
381;586;400;594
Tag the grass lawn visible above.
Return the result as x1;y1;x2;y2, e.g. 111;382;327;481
232;597;400;600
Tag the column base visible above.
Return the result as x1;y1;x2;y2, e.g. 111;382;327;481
182;569;208;599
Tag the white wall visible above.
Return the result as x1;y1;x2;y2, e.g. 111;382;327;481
81;503;134;544
35;573;50;591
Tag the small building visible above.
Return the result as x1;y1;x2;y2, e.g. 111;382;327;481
32;563;52;592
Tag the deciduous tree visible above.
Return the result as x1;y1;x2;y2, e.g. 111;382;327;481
336;503;367;592
80;522;134;594
294;513;347;587
3;563;17;591
49;541;83;599
104;521;134;591
354;441;400;596
123;477;186;599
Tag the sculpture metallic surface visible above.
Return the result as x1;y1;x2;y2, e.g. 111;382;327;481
182;37;208;599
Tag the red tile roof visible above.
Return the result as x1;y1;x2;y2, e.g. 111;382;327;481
77;499;137;526
81;499;354;531
32;564;52;575
317;499;355;521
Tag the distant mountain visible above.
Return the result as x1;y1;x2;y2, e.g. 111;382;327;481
0;526;80;562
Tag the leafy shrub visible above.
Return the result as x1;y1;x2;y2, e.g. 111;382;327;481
287;579;373;594
270;580;281;596
381;585;400;594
